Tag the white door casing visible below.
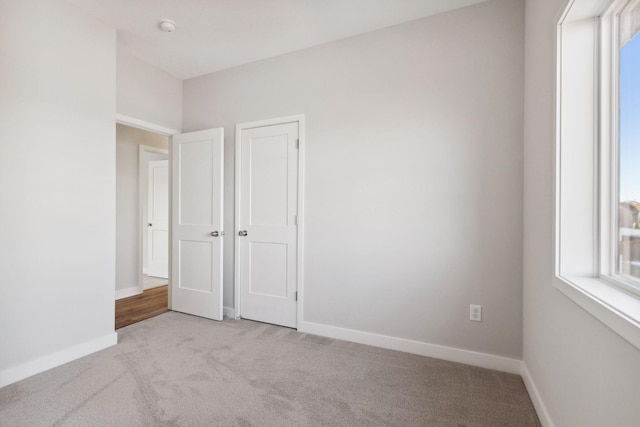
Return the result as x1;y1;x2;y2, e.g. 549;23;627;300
147;160;169;279
171;128;224;321
235;116;304;328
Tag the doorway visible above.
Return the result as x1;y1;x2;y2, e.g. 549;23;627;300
115;123;170;328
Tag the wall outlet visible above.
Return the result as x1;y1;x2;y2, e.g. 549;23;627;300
470;304;482;322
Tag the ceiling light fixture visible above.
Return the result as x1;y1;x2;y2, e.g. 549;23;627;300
159;19;176;33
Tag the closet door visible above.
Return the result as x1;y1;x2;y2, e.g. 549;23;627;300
236;121;299;328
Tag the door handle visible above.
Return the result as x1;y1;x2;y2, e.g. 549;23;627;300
238;230;248;237
211;231;219;237
148;223;153;227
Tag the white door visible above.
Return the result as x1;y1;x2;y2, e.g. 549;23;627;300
171;128;224;321
237;121;299;328
147;160;169;279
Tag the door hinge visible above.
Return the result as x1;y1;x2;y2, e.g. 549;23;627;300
294;215;298;226
296;139;299;149
295;291;298;301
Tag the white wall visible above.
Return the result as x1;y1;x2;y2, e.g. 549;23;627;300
184;0;525;359
523;0;640;426
116;124;168;298
117;45;182;132
0;0;117;385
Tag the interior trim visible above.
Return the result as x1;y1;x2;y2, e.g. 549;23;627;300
0;333;118;388
300;320;522;374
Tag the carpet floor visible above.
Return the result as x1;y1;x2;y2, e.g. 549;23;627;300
0;312;540;426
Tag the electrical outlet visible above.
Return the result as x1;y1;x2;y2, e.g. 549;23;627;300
470;304;482;322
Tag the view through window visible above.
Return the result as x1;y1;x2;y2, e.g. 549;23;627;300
619;7;640;282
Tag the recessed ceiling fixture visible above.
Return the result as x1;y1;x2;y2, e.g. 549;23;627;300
159;19;176;33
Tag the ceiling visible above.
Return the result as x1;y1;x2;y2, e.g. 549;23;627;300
68;0;487;80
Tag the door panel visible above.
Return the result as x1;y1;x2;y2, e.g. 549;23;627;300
178;240;213;292
250;136;289;226
172;128;224;321
249;242;288;297
178;140;214;226
238;122;298;328
147;160;169;279
150;230;168;264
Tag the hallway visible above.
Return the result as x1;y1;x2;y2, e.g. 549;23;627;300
115;285;168;329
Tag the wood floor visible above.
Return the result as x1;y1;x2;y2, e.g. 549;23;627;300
115;285;169;329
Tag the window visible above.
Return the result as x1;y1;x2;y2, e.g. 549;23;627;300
616;2;640;288
555;0;640;349
599;0;640;296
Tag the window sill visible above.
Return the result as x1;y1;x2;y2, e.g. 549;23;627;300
554;275;640;350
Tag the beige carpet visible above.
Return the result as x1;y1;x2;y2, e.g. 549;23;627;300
0;312;540;426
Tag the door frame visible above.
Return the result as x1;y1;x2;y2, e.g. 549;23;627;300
145;158;170;282
117;113;180;137
138;145;169;294
234;114;306;330
115;115;179;310
116;114;178;292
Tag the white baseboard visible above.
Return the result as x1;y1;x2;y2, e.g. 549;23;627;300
115;286;142;300
300;321;522;374
0;332;118;388
521;362;554;427
143;283;167;291
223;306;236;319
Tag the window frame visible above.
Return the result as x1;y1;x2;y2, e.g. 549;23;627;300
601;0;640;295
554;0;640;350
600;0;640;297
